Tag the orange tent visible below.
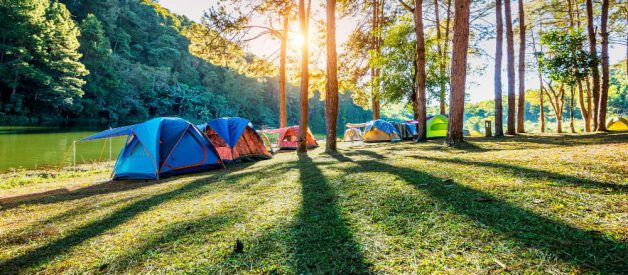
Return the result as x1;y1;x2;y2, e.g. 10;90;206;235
201;117;272;162
263;126;318;150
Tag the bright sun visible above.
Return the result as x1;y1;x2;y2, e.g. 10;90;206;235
289;32;307;51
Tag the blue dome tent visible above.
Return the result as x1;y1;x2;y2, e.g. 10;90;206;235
81;117;224;180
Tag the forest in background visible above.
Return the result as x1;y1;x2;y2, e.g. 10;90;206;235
0;0;372;134
0;0;626;134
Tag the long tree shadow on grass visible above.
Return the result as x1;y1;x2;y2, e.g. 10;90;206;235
104;212;244;272
462;132;628;151
337;152;627;272
292;154;370;273
0;162;258;209
412;155;627;192
0;164;267;273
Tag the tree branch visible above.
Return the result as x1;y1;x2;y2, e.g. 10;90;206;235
397;0;415;13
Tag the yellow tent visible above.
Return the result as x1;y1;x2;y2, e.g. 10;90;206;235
363;120;401;142
607;117;628;131
469;130;483;137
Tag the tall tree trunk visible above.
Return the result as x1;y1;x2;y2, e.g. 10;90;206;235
531;29;545;133
504;0;516;135
298;0;310;153
569;86;576;133
443;0;452;114
434;0;447;114
445;0;470;146
586;0;601;130
376;0;384;117
539;83;546;133
279;13;289;128
546;82;564;133
516;0;525;133
578;80;590;132
598;0;609;131
325;0;339;152
0;36;5;65
575;1;591;132
494;0;504;137
10;68;19;98
371;0;381;120
415;0;427;141
586;77;592;129
556;112;563;133
412;58;419;119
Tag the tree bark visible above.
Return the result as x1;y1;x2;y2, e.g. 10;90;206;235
545;82;564;133
539;83;546;133
11;67;19;98
279;12;288;128
516;0;525;133
494;0;504;136
325;0;339;152
412;58;419;119
443;0;452;114
298;0;310;153
414;0;427;141
569;85;576;133
445;0;470;146
376;0;384;117
586;0;601;130
531;29;545;133
586;77;592;129
434;0;447;115
577;80;590;132
598;0;609;131
504;0;516;135
371;0;381;120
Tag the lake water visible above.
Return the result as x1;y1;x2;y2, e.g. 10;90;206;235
0;124;329;173
0;125;126;172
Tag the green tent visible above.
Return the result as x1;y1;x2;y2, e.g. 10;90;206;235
427;114;448;138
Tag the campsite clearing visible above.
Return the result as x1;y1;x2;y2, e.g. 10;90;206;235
1;133;627;273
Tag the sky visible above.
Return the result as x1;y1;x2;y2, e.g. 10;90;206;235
159;0;626;103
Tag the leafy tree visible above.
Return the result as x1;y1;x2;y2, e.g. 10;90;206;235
0;0;87;117
537;29;593;133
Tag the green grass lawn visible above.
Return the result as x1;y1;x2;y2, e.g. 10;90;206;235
1;133;626;273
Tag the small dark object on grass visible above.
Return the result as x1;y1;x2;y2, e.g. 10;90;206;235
98;263;109;271
475;197;494;203
234;239;244;253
